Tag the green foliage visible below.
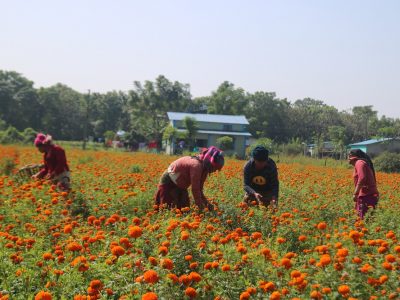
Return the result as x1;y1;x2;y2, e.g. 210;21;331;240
0;126;24;144
216;136;233;151
104;130;115;141
247;138;275;158
374;151;400;173
130;164;143;173
0;157;16;175
162;124;177;142
182;116;198;148
21;127;37;144
282;139;304;156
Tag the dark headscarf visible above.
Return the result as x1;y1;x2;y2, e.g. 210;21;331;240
349;149;376;179
251;145;269;161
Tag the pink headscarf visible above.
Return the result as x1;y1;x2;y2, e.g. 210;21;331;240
199;146;224;171
34;133;52;146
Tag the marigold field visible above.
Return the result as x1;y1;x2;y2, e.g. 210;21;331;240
1;145;399;300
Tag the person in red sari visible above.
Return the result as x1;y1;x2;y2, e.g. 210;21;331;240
155;146;224;211
348;149;379;219
32;133;71;191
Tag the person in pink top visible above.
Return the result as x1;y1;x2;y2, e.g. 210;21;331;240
348;149;379;219
32;133;71;191
155;146;224;210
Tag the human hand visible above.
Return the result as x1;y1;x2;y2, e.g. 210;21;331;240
254;193;263;201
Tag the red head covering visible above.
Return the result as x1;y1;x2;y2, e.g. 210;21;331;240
34;133;52;146
199;146;224;171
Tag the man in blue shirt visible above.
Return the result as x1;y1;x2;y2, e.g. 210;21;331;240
243;145;279;208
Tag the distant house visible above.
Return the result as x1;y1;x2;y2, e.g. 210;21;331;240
306;141;336;157
348;138;400;157
166;112;252;158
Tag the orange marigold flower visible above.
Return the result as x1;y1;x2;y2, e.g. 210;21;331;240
185;255;193;261
382;262;393;270
352;256;362;264
128;226;143;238
161;258;174;270
189;262;198;269
158;246;168;255
42;253;53;260
189;272;201;283
270;291;281;300
66;242;83;252
277;237;286;244
143;270;159;284
167;273;179;283
378;246;388;254
111;246;125;257
142;292;158;300
185;287;197;299
336;248;349;257
310;290;322;299
385;254;396;263
298;235;307;242
280;258;292;269
317;222;327;230
319;254;331;267
338;285;350;295
148;256;158;266
63;224;73;234
204;262;212;270
239;291;250;300
35;291;52;300
221;264;231;271
181;231;190;241
290;270;301;278
89;279;103;290
322;287;332;294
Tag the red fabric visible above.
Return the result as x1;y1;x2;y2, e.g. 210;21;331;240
167;156;209;207
155;181;190;209
355;195;378;219
353;160;379;197
38;145;69;178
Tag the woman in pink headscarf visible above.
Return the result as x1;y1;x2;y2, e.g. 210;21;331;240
155;146;224;210
32;133;71;191
348;149;379;219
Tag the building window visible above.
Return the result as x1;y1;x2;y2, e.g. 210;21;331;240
223;124;233;131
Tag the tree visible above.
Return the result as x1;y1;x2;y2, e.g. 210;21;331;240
183;116;198;149
246;92;291;142
37;84;85;140
289;98;341;143
352;106;378;140
207;81;248;115
0;71;41;130
129;75;192;146
328;126;347;159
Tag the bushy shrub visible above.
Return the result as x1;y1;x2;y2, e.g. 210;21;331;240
216;136;233;151
282;142;304;156
0;157;16;175
374;151;400;173
22;127;37;144
0;126;24;144
247;138;275;158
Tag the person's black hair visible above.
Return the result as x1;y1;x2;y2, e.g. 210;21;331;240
251;145;269;161
349;149;376;179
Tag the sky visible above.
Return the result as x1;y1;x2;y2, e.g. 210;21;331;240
2;0;400;118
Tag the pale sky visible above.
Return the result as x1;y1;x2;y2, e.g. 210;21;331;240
2;0;400;118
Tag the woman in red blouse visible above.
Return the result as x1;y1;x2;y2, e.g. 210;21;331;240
348;149;379;219
154;146;224;211
32;133;71;191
